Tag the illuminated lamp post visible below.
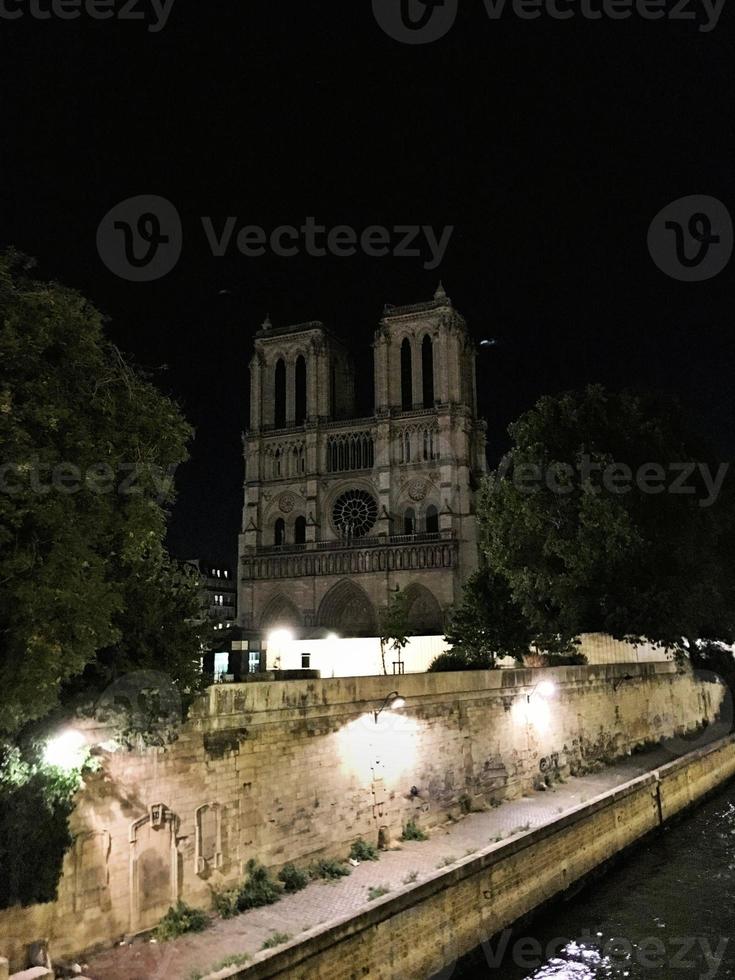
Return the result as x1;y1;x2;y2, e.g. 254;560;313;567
373;690;406;724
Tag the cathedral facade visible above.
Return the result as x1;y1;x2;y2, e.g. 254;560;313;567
238;285;487;641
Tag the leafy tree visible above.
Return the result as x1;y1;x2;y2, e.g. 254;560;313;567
379;587;412;675
436;567;581;671
69;552;204;701
443;568;531;668
0;251;203;735
478;385;735;656
428;650;495;672
0;742;79;908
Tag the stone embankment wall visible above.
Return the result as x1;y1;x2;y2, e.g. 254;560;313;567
0;662;725;969
223;735;735;980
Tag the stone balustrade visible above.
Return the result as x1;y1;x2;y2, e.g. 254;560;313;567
241;531;456;580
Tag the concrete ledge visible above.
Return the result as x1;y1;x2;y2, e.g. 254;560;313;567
201;661;678;724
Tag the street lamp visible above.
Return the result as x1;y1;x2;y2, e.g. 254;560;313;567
612;673;635;692
374;691;406;723
43;729;87;772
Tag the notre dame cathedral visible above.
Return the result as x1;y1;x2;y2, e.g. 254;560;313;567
238;285;487;640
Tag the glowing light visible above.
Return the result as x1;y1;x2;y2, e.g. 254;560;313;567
43;729;87;772
267;628;294;646
326;633;339;643
512;694;553;733
536;680;556;699
373;690;406;723
335;711;420;784
525;696;552;733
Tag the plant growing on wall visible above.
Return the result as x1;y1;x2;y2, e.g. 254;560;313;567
379;587;412;675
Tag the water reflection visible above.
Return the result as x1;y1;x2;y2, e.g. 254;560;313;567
447;781;735;979
529;942;611;979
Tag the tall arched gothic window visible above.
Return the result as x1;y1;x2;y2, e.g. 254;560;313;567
401;338;412;410
422;334;434;408
274;518;286;546
404;508;416;535
294;515;307;544
295;355;307;425
274;358;286;428
425;504;439;533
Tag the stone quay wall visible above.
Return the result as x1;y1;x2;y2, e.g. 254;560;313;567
0;662;725;969
223;735;735;980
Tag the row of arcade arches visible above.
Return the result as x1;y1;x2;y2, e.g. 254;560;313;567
259;580;443;635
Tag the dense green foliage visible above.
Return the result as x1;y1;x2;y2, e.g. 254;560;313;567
0;742;82;908
401;819;428;842
349;838;379;862
213;859;283;918
477;385;735;655
443;568;536;667
155;900;208;941
0;250;204;736
0;252;206;908
308;856;351;880
277;862;309;892
428;650;495;672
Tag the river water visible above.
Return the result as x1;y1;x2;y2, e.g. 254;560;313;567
450;780;735;980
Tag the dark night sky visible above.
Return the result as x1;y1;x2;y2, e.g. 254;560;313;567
1;2;733;566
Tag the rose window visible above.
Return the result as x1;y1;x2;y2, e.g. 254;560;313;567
332;489;378;538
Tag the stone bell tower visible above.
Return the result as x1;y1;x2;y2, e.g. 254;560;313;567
247;316;354;432
373;281;479;415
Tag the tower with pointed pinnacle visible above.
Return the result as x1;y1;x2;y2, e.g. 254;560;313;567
238;287;488;653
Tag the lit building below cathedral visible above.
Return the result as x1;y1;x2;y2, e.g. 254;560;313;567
238;285;488;642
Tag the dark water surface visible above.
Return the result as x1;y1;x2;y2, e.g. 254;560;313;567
448;780;735;979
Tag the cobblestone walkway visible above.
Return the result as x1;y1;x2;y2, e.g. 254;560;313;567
83;744;697;980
